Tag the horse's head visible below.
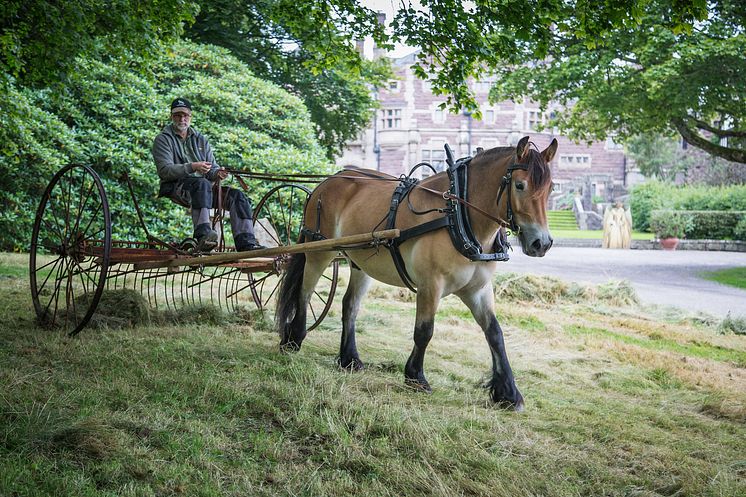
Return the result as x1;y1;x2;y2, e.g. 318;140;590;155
504;136;557;257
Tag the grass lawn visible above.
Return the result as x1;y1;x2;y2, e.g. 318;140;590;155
551;228;655;240
1;252;745;496
701;266;746;289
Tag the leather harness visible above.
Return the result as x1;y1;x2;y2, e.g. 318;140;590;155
384;145;529;292
301;145;530;292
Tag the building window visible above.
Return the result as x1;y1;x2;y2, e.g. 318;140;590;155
474;80;493;93
484;109;495;123
558;154;591;167
605;137;624;150
527;110;545;131
381;109;402;129
421;149;447;177
433;108;445;123
388;80;400;91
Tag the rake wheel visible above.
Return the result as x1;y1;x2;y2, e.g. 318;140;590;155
29;165;111;336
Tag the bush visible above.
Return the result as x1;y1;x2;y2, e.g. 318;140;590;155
0;41;333;251
683;211;746;239
649;210;693;239
650;210;746;239
631;181;746;234
734;218;746;241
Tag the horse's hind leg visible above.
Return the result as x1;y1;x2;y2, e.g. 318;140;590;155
278;251;335;351
338;267;372;370
458;284;524;410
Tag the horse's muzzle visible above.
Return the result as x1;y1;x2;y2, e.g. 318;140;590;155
520;225;553;257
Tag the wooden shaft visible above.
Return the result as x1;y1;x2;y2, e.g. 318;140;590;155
132;229;400;270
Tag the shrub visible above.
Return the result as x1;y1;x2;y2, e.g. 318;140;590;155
630;181;746;234
649;210;693;239
683;211;746;239
734;218;746;241
629;181;670;231
0;41;333;251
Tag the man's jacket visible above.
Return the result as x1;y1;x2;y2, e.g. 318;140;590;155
151;124;219;199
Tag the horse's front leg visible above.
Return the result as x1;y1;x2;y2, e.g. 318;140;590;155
404;287;440;393
458;285;524;410
339;267;372;370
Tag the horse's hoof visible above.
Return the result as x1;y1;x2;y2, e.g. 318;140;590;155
338;358;365;372
279;341;301;354
492;393;524;411
405;377;432;394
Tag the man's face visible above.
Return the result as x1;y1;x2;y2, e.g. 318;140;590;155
171;111;192;132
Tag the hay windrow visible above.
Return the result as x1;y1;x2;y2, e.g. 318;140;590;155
493;273;639;306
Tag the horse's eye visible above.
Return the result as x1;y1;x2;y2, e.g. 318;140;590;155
515;182;526;191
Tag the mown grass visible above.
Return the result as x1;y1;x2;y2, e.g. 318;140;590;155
701;266;746;290
1;252;745;496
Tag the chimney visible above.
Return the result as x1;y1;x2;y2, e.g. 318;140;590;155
373;12;386;59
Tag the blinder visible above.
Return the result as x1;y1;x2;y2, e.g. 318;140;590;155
495;162;530;234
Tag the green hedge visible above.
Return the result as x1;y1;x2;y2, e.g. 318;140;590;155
650;210;746;240
630;181;746;232
0;41;333;251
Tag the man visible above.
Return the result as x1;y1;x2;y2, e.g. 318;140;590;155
152;98;264;252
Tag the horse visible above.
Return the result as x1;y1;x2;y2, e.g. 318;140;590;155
276;136;557;410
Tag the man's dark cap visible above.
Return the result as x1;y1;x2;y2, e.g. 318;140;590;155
170;98;192;113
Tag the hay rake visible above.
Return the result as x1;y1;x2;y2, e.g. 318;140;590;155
29;164;398;336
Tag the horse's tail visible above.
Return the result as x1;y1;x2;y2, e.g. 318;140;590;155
275;252;306;349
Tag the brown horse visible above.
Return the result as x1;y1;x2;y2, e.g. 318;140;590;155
276;136;557;409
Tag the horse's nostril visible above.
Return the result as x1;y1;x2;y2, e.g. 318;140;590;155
531;239;542;251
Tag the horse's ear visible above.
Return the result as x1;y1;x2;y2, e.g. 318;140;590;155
516;136;530;159
542;138;558;163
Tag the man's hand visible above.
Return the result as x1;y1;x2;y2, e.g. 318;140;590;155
216;168;229;180
191;161;212;174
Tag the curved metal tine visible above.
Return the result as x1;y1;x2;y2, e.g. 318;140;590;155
151;268;159;311
228;271;237;311
168;268;177;312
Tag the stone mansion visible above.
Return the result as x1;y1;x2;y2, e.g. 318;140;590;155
335;51;640;207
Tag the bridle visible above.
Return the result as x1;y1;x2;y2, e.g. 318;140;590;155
495;161;530;234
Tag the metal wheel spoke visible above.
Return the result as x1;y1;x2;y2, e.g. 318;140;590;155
41;215;65;245
70;179;97;238
79;202;103;241
31;165;111;335
35;256;64;296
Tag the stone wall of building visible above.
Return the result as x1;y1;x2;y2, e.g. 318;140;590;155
336;52;635;203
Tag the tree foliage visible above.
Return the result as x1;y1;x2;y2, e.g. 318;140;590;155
0;41;332;251
489;0;746;163
0;0;197;86
186;0;391;158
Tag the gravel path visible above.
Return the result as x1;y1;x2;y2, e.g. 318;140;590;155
503;247;746;318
